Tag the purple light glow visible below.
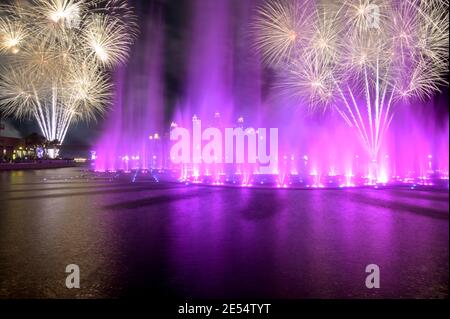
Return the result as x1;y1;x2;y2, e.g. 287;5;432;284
93;0;449;189
94;15;165;172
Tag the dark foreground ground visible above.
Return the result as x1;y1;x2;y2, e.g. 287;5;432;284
0;167;448;298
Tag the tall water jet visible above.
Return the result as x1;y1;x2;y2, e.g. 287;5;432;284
184;0;233;120
171;0;234;182
94;10;164;171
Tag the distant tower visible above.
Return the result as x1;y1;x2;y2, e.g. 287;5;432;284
237;116;244;128
214;112;221;126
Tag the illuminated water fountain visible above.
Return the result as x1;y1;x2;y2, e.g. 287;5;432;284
93;0;449;189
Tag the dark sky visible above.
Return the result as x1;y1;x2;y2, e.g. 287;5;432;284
1;0;449;147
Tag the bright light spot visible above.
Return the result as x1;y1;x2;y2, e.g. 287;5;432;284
288;30;297;42
5;37;19;48
49;4;80;25
318;38;327;48
93;42;109;62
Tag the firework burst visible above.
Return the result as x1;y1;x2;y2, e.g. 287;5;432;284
0;0;137;150
83;13;132;67
252;0;314;66
254;0;449;159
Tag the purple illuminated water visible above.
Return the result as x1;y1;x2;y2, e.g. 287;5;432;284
93;0;449;188
0;167;448;298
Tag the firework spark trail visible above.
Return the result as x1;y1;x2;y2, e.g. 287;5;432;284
254;0;449;161
251;0;316;66
0;0;137;151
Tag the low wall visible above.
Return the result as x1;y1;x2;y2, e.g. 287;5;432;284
0;160;77;171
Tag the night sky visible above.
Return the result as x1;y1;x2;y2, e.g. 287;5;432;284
1;0;449;148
